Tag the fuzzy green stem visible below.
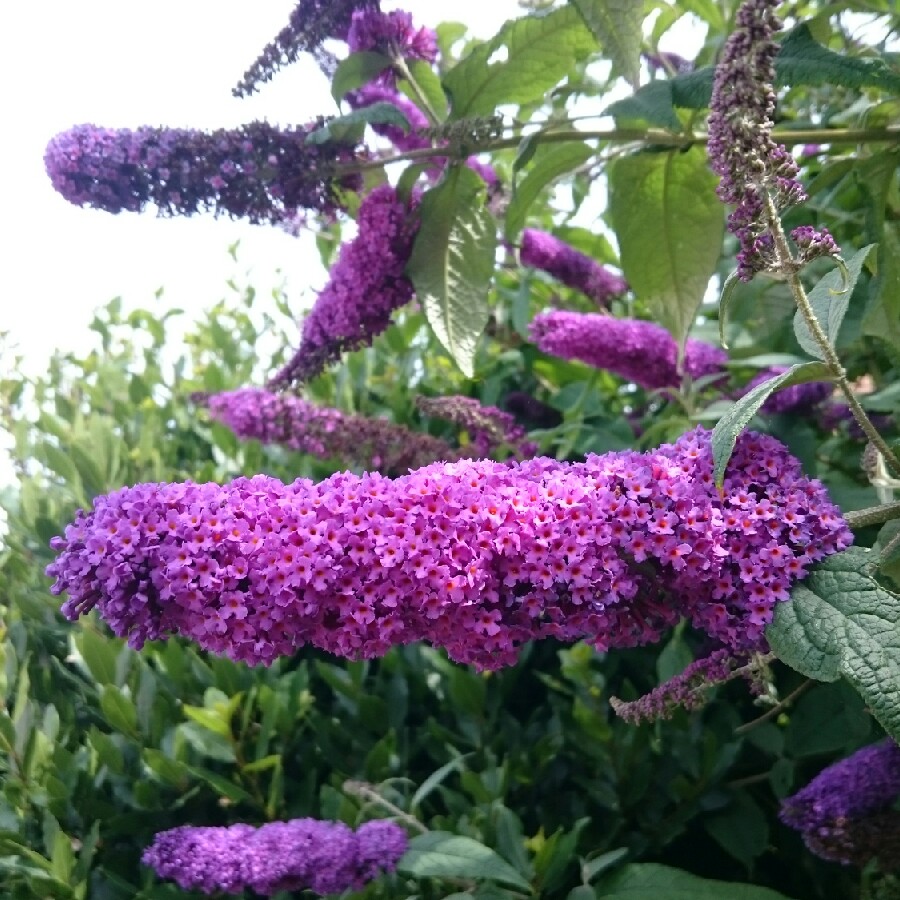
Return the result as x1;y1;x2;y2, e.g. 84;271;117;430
391;55;442;127
845;501;900;529
762;194;900;477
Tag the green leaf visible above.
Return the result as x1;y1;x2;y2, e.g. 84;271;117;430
306;103;411;146
185;765;254;805
399;60;449;122
784;682;870;758
406;166;497;377
331;51;392;102
767;547;900;743
570;0;643;89
74;628;118;686
703;794;769;871
793;245;876;360
443;7;596;119
608;146;723;350
710;362;833;487
99;685;138;737
605;80;682;129
505;142;593;241
595;863;794;899
398;832;531;891
410;753;471;811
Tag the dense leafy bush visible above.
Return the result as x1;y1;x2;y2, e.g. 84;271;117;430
2;0;900;898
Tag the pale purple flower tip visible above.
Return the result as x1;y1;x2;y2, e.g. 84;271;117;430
142;817;407;896
781;740;900;867
521;229;627;307
529;311;727;390
267;184;418;387
47;427;850;670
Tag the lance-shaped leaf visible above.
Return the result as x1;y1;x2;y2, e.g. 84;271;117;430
443;6;596;119
767;546;900;743
595;863;793;899
331;52;392;102
608;146;723;352
406;166;497;378
571;0;643;89
711;361;832;486
306;103;411;146
398;832;531;890
793;244;876;359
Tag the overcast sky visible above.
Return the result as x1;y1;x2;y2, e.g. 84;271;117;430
0;0;525;376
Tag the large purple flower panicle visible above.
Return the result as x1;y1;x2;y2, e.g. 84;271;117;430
45;122;361;225
233;0;379;96
416;395;538;459
707;0;839;281
739;366;832;415
520;229;628;308
780;739;900;869
347;8;438;69
142;818;407;896
202;388;454;474
267;184;418;388
47;427;849;671
530;311;728;391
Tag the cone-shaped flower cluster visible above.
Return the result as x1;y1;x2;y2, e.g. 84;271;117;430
45;122;360;225
520;229;628;307
530;311;727;391
202;388;455;474
233;0;378;96
268;184;418;387
347;8;437;68
48;428;849;671
416;395;537;459
740;367;832;415
707;0;839;279
780;739;900;869
142;818;407;896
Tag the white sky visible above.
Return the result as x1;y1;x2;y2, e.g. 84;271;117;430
0;1;523;376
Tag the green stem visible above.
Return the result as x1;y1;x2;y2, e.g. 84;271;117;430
845;501;900;529
392;54;442;127
763;194;900;477
336;125;899;176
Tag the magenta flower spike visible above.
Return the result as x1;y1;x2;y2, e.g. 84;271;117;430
47;428;849;671
142;818;407;896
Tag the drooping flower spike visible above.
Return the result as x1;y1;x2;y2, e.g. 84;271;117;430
520;229;628;308
530;311;727;391
142;817;407;896
48;428;850;671
45;122;361;225
780;739;900;869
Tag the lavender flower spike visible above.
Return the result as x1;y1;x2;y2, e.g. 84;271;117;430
142;817;407;896
47;427;850;671
233;0;378;96
707;0;839;280
521;229;628;308
781;739;900;869
201;388;455;474
530;311;727;391
45;122;360;225
268;184;418;387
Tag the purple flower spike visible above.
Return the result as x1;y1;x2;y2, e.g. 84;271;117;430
739;367;832;414
233;0;379;96
521;229;628;307
268;184;418;387
45;122;360;225
47;428;849;670
142;817;407;896
530;311;727;390
707;0;838;280
203;388;455;474
347;8;438;67
781;739;900;869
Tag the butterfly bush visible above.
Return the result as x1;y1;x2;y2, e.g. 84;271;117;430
740;366;833;414
200;388;455;474
530;311;728;390
520;229;628;307
347;8;438;70
47;427;850;671
44;122;360;225
707;0;839;280
268;184;418;387
780;739;900;869
142;818;407;896
232;0;378;96
416;395;537;459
